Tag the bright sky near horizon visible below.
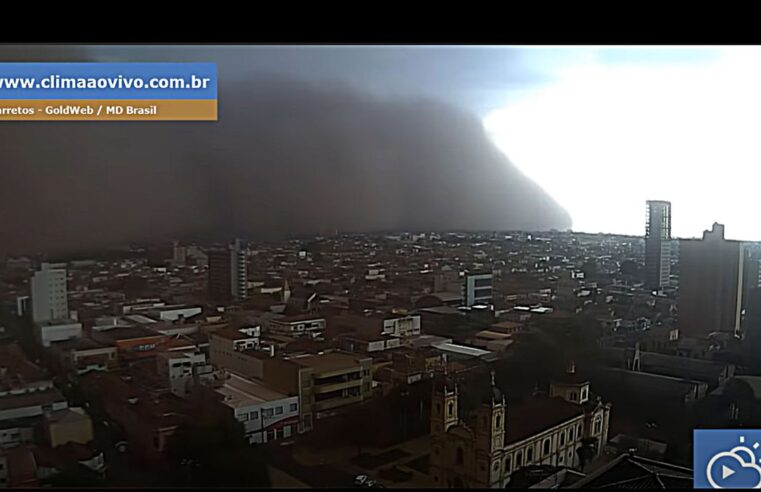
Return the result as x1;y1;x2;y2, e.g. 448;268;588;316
484;46;761;241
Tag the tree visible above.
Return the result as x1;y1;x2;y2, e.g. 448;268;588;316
163;414;271;487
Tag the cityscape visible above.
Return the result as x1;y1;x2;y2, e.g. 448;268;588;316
3;203;761;488
2;45;760;489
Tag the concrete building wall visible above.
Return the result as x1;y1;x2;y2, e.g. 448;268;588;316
678;223;744;339
0;400;68;423
31;263;69;324
37;321;82;347
209;334;265;380
46;410;94;447
0;426;34;447
464;273;493;307
645;200;672;290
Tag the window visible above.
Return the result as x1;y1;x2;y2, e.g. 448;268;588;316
290;403;298;412
448;402;454;417
543;439;551;455
570;391;578;401
239;413;249;422
559;431;565;446
568;428;573;442
263;408;274;418
593;415;603;434
581;388;588;400
496;414;501;428
456;447;464;465
267;429;276;441
283;425;292;438
504;456;511;473
275;406;283;415
576;424;582;438
516;451;523;467
526;447;533;463
251;411;259;420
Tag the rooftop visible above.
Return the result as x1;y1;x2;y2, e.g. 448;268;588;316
49;336;112;352
569;453;693;489
286;351;367;373
0;387;67;412
273;314;326;323
504;395;585;444
431;341;491;358
216;373;291;408
92;326;163;342
0;342;47;383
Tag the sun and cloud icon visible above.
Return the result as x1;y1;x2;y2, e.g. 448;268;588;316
705;436;761;489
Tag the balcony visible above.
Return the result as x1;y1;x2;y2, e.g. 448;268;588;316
313;394;362;412
312;379;362;394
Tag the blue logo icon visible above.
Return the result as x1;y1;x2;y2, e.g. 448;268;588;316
695;429;761;488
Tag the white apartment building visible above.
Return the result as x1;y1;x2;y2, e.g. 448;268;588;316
31;263;69;323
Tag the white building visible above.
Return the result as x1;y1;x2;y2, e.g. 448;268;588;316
31;263;69;324
380;315;421;337
268;315;326;338
215;373;300;444
463;272;493;307
35;320;82;348
157;351;210;398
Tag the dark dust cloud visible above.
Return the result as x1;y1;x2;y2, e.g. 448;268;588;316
0;47;571;256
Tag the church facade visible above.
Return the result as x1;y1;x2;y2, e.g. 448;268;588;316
429;363;611;488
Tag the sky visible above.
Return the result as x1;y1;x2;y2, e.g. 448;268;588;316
86;45;760;240
2;45;759;254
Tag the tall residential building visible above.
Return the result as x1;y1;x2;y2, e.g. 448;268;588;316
678;223;745;339
30;263;69;323
171;241;187;267
208;239;247;303
645;200;672;290
463;272;493;307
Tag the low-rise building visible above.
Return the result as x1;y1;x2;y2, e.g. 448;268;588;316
49;337;118;375
263;351;373;432
42;407;94;448
213;373;299;444
0;343;68;423
337;332;402;353
79;371;192;462
35;319;82;347
90;326;168;362
156;351;211;398
267;314;326;338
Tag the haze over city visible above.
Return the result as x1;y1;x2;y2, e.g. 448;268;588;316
3;44;761;490
4;46;761;255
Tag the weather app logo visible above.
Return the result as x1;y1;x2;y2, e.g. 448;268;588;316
695;429;761;488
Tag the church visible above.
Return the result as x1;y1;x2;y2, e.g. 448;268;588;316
429;362;611;488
